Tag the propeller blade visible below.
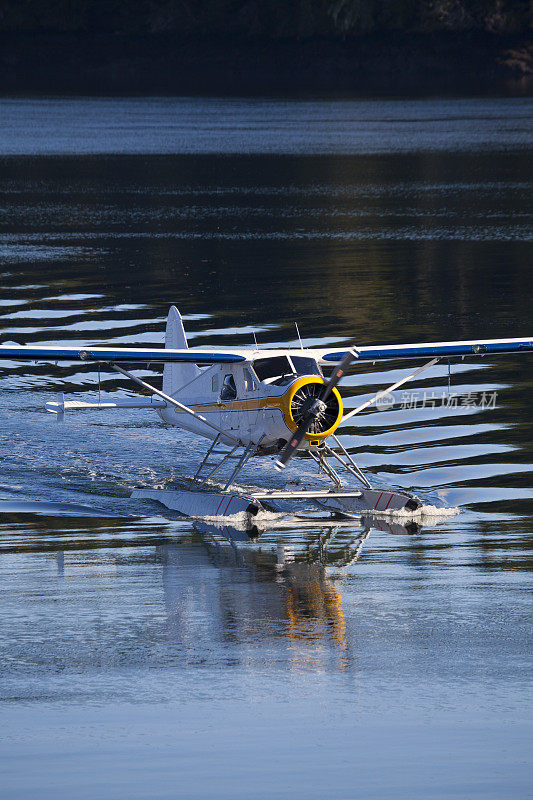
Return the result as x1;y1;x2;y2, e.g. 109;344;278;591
319;349;358;402
274;416;315;470
274;348;358;471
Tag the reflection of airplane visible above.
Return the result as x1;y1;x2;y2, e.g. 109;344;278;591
156;514;447;669
156;521;367;669
3;305;529;519
194;520;370;570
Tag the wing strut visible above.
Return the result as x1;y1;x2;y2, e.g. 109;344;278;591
109;363;240;445
341;357;440;424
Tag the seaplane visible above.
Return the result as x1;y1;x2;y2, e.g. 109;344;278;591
1;306;531;520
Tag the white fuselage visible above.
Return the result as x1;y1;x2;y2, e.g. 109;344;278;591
157;362;294;447
157;361;333;450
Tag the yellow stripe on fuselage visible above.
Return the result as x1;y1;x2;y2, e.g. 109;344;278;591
185;376;343;441
190;398;279;413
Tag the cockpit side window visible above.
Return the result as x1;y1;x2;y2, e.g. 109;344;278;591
243;368;256;391
220;373;237;401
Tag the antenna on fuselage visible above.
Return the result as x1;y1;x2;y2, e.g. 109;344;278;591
252;330;259;349
294;322;303;350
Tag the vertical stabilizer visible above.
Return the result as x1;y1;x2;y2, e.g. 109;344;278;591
163;306;200;396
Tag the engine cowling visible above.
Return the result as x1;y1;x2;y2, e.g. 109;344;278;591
281;377;343;441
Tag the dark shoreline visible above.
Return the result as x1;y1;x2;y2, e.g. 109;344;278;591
1;32;532;96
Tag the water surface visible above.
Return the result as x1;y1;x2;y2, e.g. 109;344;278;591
0;97;532;799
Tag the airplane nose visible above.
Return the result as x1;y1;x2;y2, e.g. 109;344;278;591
281;377;343;440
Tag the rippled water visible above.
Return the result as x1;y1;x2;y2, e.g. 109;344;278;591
0;97;532;799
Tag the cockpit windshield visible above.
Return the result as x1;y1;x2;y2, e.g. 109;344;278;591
290;356;321;376
251;355;321;385
252;356;293;383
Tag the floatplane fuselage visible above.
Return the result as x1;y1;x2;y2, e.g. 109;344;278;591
157;349;342;454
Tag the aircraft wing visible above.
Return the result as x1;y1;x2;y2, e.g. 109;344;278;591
318;337;533;363
0;345;247;364
2;337;532;366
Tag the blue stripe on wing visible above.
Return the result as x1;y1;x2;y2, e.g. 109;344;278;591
321;338;533;362
0;346;246;364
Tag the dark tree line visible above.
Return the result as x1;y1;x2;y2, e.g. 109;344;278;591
0;0;530;37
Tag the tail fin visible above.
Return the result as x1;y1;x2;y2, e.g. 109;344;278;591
163;306;200;396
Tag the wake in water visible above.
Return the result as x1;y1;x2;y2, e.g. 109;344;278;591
200;502;459;531
371;502;460;520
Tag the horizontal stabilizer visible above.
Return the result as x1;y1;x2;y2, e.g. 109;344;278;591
45;396;166;414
